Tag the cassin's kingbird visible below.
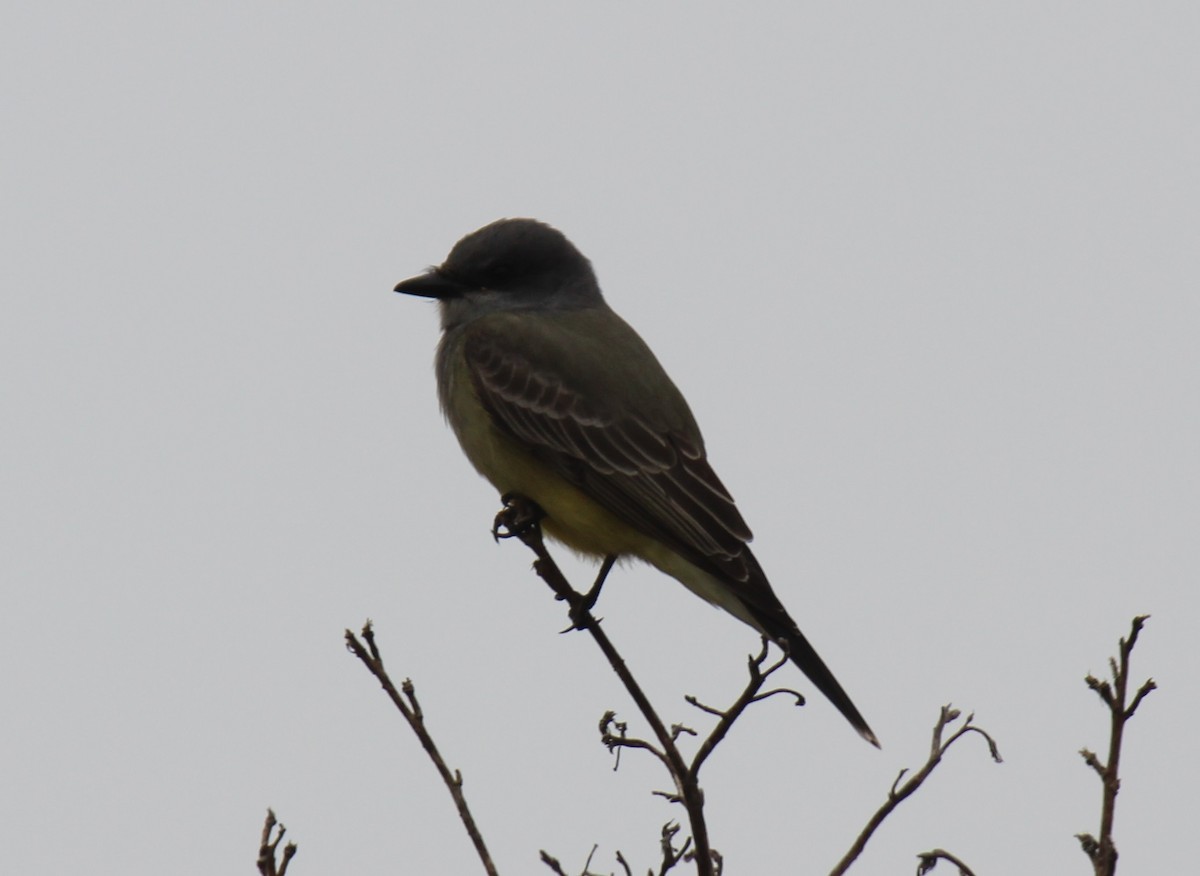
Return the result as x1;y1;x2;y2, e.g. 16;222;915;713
395;218;877;746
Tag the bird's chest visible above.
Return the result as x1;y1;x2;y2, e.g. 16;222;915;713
436;338;526;493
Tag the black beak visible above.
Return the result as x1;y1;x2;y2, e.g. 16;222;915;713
393;270;464;300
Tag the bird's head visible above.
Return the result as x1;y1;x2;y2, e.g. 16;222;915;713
394;218;604;329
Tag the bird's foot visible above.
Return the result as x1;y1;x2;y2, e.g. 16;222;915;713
580;554;618;613
492;492;545;542
559;554;618;632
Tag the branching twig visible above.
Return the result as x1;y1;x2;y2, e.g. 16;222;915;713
256;809;297;876
657;821;693;875
495;495;818;876
495;496;717;876
1075;615;1155;876
600;711;673;774
346;623;499;876
686;639;798;784
829;706;1002;876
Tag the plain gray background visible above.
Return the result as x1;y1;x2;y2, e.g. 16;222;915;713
3;4;1197;873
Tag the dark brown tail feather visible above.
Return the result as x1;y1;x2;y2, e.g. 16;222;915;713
735;555;879;747
768;617;879;748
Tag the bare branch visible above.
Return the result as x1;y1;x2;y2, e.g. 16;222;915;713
1123;615;1147;650
683;695;724;718
1077;614;1155;876
600;712;673;774
346;623;499;876
657;822;692;875
1125;679;1157;720
671;723;699;741
496;496;819;875
950;724;1003;765
688;638;796;783
607;736;673;771
1079;748;1105;778
916;847;977;876
749;687;806;706
613;849;634;876
829;706;1000;876
494;495;716;875
256;809;297;876
1076;833;1100;860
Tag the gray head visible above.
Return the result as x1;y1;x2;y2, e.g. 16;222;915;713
394;218;605;330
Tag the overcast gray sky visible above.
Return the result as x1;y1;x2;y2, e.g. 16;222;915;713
3;4;1197;874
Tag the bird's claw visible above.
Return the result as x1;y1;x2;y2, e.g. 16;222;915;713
491;493;545;542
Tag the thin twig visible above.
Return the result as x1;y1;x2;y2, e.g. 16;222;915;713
614;849;634;876
658;822;692;875
916;847;977;876
538;844;613;876
539;850;570;875
256;809;297;876
1076;614;1155;876
829;706;1001;876
687;639;796;783
346;623;499;876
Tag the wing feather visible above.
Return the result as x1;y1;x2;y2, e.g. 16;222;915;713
465;329;762;588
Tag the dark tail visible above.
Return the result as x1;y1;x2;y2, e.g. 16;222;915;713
735;553;879;746
772;619;879;748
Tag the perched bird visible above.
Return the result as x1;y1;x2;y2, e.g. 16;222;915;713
395;218;877;746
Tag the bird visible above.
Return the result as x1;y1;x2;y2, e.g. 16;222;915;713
394;218;878;746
